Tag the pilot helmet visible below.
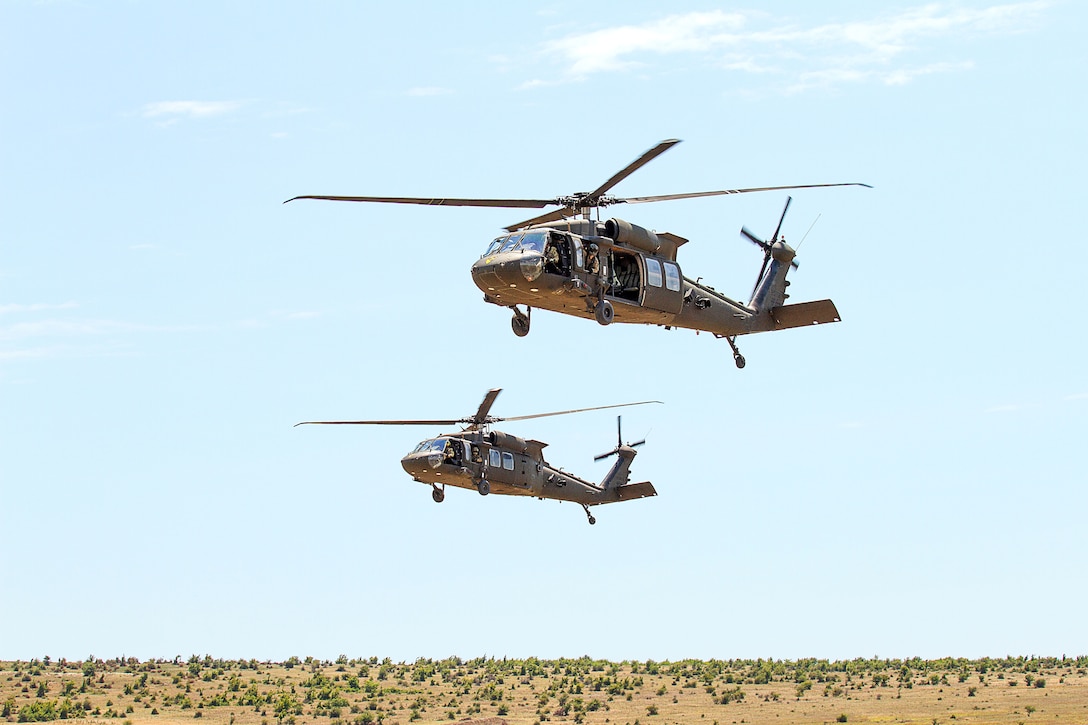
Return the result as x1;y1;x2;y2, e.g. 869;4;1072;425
587;243;598;254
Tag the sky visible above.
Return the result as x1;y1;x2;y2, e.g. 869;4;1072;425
2;0;1086;664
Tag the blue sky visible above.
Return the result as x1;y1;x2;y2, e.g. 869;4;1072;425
2;1;1085;663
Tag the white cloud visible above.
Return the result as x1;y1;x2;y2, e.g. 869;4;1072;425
405;86;454;97
530;2;1049;91
0;318;164;342
141;100;246;123
544;11;748;76
0;302;78;315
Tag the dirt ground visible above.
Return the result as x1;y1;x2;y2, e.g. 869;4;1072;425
3;656;1086;725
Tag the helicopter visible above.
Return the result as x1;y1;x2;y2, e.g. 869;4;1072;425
286;139;870;368
295;389;659;525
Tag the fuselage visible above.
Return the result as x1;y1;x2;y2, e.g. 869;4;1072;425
469;222;780;337
399;430;644;506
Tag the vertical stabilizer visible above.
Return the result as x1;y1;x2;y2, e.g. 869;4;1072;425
594;416;646;491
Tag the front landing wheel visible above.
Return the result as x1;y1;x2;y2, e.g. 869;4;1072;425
432;488;445;503
594;300;614;326
477;479;490;496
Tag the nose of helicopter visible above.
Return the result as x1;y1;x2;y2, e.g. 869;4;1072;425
471;252;543;291
401;451;443;479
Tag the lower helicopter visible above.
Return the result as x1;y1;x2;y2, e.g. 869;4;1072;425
295;389;660;525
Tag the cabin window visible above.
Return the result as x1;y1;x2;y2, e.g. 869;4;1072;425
664;262;681;292
645;258;663;287
501;452;515;470
573;239;583;269
489;449;501;468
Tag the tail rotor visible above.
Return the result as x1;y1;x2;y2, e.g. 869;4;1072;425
742;196;799;300
594;416;646;461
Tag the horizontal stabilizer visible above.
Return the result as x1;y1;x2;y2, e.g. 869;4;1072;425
609;481;657;503
772;299;840;330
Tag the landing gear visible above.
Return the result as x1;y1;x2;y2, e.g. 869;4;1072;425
431;485;445;503
477;478;490;496
725;335;746;369
581;504;597;525
594;299;614;326
510;306;530;337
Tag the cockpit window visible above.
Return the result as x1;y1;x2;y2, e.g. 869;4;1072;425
485;230;548;256
517;231;546;253
413;438;447;454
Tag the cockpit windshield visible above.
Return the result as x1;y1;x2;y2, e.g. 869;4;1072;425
411;438;447;454
482;230;547;257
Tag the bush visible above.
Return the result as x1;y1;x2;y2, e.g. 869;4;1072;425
18;701;57;722
837;714;848;723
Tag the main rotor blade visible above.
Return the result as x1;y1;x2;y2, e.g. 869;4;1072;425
472;388;503;426
285;195;555;209
585;139;681;201
295;419;461;427
622;182;872;205
504;206;575;232
501;400;662;424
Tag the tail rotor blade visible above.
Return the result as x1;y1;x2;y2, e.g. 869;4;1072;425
770;196;792;244
751;252;771;300
741;225;769;251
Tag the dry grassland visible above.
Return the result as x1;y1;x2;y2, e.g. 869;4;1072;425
3;656;1087;725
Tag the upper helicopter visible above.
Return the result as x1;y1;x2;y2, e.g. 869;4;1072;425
286;139;869;368
296;389;660;525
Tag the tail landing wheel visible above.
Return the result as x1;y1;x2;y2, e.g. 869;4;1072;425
510;306;530;337
581;504;597;525
725;335;746;369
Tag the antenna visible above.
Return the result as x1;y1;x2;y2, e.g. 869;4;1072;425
797;213;821;251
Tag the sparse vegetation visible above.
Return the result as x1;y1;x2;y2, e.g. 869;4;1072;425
0;656;1083;725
